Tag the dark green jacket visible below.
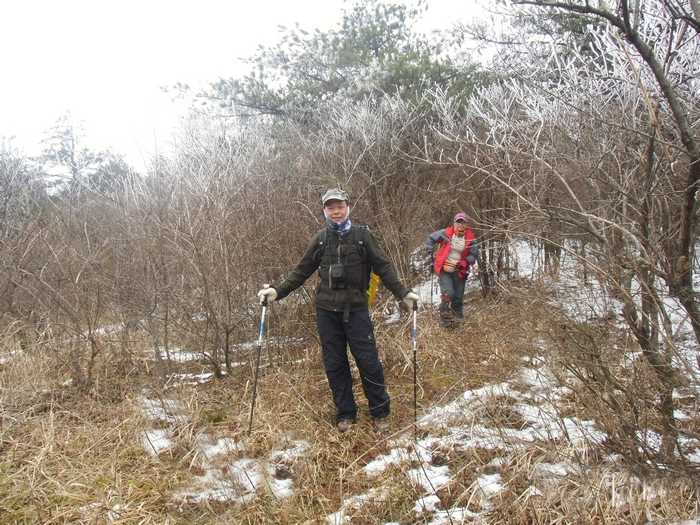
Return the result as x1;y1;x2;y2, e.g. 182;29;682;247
273;225;410;312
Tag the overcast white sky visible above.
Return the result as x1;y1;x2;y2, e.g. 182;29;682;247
0;0;487;170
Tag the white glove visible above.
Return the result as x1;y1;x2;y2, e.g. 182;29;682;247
403;292;420;309
257;286;278;305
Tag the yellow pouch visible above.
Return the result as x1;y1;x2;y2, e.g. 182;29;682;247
367;271;380;304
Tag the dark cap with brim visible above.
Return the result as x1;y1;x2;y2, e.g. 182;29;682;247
322;188;349;206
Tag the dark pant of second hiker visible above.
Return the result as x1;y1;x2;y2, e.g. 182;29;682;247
438;272;466;327
316;308;391;423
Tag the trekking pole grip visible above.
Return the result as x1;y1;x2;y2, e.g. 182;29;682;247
261;283;270;307
258;287;269;345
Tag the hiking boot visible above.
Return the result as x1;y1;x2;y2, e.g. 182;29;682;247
373;416;390;434
337;419;355;433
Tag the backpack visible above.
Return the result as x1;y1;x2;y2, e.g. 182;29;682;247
316;226;380;304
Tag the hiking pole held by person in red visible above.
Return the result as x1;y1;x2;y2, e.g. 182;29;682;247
429;255;435;315
249;285;269;435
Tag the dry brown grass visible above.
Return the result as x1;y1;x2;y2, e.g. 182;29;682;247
0;341;176;523
1;285;699;523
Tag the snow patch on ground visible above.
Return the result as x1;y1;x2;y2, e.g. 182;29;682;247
130;240;700;521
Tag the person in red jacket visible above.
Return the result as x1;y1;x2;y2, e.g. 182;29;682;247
425;213;477;328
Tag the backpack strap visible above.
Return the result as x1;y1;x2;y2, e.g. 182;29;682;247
354;225;366;253
313;227;329;264
354;226;369;293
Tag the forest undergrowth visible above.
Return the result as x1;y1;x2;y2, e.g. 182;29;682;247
1;280;699;524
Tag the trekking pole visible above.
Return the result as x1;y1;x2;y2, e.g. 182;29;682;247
429;257;435;314
429;267;433;311
413;299;418;442
248;286;269;435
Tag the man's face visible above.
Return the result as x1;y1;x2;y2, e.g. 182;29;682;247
454;219;467;235
324;199;348;224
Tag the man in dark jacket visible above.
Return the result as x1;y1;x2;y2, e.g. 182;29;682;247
257;188;420;433
426;213;477;328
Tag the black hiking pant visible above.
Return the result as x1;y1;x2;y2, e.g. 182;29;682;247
316;308;390;422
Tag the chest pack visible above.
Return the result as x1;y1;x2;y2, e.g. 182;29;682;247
315;226;380;305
